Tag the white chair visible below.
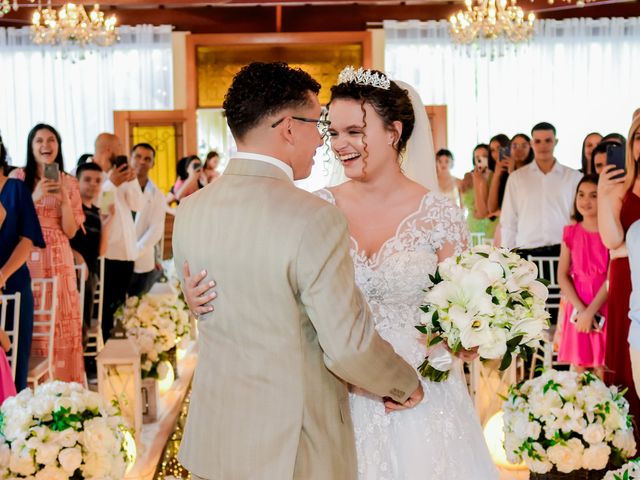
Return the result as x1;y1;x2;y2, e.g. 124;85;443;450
74;262;87;328
527;255;563;378
0;293;21;381
84;257;105;357
28;278;57;386
470;232;486;247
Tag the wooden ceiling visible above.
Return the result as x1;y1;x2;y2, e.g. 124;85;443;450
2;0;639;32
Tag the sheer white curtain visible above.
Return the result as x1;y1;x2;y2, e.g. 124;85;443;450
0;25;173;171
385;18;640;177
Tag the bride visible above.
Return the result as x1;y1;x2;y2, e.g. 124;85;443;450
182;67;498;479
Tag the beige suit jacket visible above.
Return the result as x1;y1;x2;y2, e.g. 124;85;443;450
173;158;419;480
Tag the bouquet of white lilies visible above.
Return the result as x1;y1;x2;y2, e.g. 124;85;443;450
0;381;133;479
417;245;550;381
503;370;636;475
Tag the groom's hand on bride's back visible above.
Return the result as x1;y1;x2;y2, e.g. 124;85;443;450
383;383;424;413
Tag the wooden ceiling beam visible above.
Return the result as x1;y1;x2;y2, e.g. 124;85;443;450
2;1;639;32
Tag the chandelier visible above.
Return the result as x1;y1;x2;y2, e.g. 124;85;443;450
449;0;535;44
32;3;118;48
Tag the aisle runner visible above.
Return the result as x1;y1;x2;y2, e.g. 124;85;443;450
154;388;192;479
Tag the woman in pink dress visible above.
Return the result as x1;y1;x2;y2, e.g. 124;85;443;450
10;124;85;383
557;174;608;378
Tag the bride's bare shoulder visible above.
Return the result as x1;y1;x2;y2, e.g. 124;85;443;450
325;181;355;202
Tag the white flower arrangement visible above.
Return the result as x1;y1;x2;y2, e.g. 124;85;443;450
605;459;640;480
116;287;190;378
417;245;550;381
0;381;133;479
503;370;636;474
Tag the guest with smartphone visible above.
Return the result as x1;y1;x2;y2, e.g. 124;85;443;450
599;115;640;435
9;124;86;384
460;143;497;243
92;133;144;342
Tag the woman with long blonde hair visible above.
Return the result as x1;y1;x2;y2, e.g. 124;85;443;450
598;114;640;437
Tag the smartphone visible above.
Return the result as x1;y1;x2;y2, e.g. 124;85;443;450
607;143;626;180
99;190;115;214
43;163;59;181
570;310;605;330
43;163;59;193
499;146;511;160
475;155;489;173
112;155;129;169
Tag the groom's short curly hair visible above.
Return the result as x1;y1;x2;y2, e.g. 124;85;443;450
223;62;321;141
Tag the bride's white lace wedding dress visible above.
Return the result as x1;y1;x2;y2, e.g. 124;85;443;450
315;188;499;480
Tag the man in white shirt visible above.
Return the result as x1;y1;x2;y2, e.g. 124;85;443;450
127;143;166;297
94;133;145;341
500;122;582;258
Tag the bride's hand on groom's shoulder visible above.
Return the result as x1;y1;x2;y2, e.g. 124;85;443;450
182;261;217;316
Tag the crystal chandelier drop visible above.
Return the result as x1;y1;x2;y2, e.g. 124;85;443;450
449;0;536;44
31;3;118;48
1;0;35;17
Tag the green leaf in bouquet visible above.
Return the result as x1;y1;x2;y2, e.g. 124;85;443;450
537;278;551;287
428;336;444;347
580;370;598;386
0;411;4;435
431;311;441;330
610;446;630;467
507;335;524;349
49;406;81;432
476;252;489;258
429;269;443;285
499;351;513;371
417;359;450;382
543;379;561;395
415;325;429;335
521;291;532;300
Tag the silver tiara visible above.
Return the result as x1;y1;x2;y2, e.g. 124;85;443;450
337;66;391;90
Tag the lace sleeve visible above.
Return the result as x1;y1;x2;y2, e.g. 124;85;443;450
312;188;336;205
421;193;470;257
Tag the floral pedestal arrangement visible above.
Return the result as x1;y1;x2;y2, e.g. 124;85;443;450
0;381;134;479
116;283;190;384
503;370;636;479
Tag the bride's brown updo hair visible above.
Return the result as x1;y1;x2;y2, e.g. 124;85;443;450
329;70;415;155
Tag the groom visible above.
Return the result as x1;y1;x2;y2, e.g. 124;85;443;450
172;62;423;480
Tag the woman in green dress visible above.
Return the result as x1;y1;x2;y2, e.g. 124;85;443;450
461;143;497;244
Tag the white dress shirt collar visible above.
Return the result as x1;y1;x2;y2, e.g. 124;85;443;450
528;158;564;176
234;151;294;182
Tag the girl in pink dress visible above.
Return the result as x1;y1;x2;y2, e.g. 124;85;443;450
0;329;16;403
557;174;608;378
10;124;85;384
